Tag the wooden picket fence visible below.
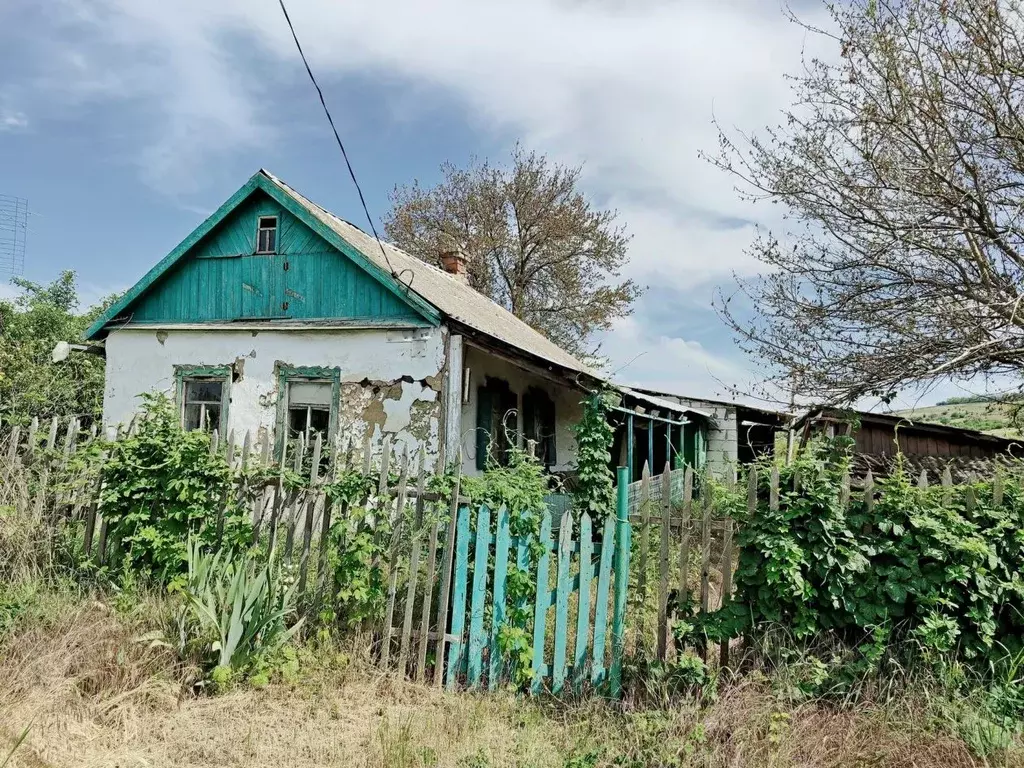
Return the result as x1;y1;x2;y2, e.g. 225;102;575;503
379;489;632;695
628;460;741;669
0;414;454;618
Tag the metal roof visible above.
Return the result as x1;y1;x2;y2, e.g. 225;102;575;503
262;171;598;378
795;406;1023;448
617;386;713;420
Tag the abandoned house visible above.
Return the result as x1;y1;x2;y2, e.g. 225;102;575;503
85;170;713;478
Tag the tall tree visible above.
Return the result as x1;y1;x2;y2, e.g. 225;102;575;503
385;146;640;360
0;271;115;426
710;0;1024;404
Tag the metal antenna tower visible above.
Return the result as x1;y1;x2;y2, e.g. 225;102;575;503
0;194;28;276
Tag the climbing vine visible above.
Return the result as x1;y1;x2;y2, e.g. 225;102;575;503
572;389;616;517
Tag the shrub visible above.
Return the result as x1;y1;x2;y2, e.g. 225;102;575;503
98;392;251;580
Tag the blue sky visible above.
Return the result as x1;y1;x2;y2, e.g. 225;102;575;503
0;0;992;410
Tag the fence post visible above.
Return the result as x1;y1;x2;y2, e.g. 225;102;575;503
610;466;631;699
657;462;671;661
638;461;651;623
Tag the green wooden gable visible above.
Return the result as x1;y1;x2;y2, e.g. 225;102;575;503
86;173;438;339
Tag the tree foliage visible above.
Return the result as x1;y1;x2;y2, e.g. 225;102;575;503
0;271;115;426
710;0;1024;404
385;145;640;359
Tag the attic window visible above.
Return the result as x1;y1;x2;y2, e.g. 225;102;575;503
256;216;278;254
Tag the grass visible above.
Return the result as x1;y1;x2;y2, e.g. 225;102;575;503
892;401;1024;437
1;581;1021;768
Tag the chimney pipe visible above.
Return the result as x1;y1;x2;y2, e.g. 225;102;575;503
440;249;469;284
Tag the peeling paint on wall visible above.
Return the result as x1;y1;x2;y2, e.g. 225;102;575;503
104;327;448;465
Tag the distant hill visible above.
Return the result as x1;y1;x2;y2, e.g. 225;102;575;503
892;399;1023;438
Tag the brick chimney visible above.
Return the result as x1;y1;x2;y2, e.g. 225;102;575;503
440;249;469;284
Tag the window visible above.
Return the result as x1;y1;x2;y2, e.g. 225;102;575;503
181;378;225;432
522;387;556;468
274;365;341;457
287;380;333;439
256;215;278;254
476;377;518;470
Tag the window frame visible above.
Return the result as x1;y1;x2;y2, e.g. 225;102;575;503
255;215;279;255
174;364;231;434
274;364;341;457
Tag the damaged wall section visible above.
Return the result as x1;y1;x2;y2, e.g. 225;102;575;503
103;326;447;466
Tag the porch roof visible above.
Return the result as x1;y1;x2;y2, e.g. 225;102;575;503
617;386;713;422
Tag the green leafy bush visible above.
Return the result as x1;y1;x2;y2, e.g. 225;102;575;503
324;502;390;629
711;439;1024;671
99;392;252;580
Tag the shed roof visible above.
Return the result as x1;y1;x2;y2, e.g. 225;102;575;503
794;406;1022;450
261;171;597;378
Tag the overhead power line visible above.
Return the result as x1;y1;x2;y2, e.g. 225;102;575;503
276;0;400;280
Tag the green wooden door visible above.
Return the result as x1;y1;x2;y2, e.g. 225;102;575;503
240;254;287;319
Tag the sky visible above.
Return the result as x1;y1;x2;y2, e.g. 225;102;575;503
0;0;993;410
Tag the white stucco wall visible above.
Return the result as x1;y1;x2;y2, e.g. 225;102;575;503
458;344;583;476
103;326;449;464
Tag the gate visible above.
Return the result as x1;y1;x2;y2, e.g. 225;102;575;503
379;469;632;697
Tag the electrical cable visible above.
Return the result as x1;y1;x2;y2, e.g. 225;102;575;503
276;0;402;282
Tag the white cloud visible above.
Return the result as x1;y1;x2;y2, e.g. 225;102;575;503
26;0;826;279
0;281;20;302
11;0;834;396
596;315;755;400
0;110;27;131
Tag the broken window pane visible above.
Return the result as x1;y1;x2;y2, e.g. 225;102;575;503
286;380;333;440
182;378;223;433
183;402;221;433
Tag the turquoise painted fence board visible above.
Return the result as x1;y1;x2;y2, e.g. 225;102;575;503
551;511;573;694
126;190;424;325
446;504;471;691
591;513;615;686
610;468;632;698
467;504;491;688
489;506;511;690
530;514;553;695
435;491;631;698
574;512;593;690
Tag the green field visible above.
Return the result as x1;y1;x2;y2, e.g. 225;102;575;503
893;400;1023;437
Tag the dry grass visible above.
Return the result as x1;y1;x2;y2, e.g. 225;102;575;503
0;587;1019;768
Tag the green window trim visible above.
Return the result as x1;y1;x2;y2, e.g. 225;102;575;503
174;364;232;433
274;363;342;459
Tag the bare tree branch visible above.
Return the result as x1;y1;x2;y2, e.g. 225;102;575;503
707;0;1024;404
